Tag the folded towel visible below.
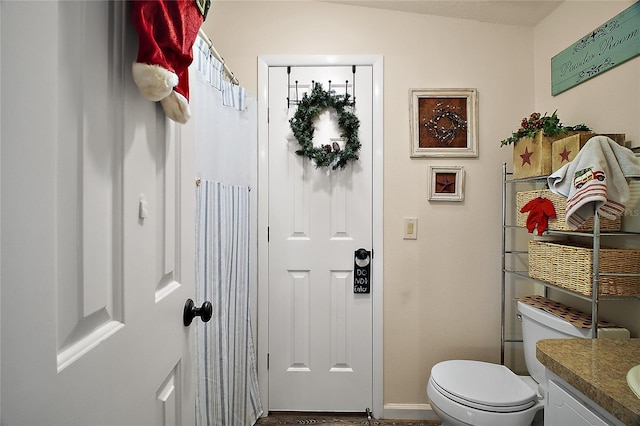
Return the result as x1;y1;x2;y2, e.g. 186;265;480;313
547;136;640;229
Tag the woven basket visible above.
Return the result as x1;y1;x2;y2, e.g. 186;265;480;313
528;240;640;297
516;189;621;232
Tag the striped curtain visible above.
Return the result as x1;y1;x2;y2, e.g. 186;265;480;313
195;180;262;425
194;36;246;110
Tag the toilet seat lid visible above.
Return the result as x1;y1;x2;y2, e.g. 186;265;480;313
430;360;537;411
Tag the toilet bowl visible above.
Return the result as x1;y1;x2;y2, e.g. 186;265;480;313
427;360;542;426
426;297;595;426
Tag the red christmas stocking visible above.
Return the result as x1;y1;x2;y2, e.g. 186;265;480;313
132;0;209;124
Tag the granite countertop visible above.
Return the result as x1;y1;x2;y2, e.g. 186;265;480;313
537;338;640;426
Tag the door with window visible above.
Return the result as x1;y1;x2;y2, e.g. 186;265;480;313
1;2;196;424
267;65;374;412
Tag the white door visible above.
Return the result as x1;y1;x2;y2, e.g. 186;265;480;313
267;65;374;412
1;2;197;424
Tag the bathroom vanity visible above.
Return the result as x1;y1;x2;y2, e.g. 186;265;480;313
537;338;640;425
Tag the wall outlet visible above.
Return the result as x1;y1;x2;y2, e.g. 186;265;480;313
403;217;418;240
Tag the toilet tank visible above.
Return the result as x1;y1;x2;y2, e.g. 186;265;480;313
516;299;593;386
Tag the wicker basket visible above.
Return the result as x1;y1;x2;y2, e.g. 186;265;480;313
528;240;640;297
516;189;621;232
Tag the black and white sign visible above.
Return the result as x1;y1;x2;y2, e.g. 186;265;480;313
353;248;371;294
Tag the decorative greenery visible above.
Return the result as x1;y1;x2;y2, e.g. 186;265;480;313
289;83;360;170
500;110;591;146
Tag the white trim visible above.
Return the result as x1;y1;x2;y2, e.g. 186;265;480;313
383;404;439;421
257;55;384;417
0;2;3;419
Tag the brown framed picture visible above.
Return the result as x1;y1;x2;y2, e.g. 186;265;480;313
410;88;478;158
429;165;465;201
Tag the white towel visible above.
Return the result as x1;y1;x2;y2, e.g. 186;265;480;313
547;136;640;229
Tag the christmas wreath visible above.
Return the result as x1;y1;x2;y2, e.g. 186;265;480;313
289;83;360;170
425;103;467;145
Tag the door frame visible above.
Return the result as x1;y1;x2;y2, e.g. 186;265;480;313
0;3;3;421
256;55;384;416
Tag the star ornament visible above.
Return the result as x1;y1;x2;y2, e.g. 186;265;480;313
520;147;534;166
436;173;456;193
559;147;572;163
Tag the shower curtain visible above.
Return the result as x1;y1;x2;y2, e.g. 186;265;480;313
192;36;262;425
195;181;261;425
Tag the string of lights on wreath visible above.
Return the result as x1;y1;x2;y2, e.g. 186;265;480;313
425;102;467;145
289;82;361;170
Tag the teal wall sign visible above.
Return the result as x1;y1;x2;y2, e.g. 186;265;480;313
551;1;640;96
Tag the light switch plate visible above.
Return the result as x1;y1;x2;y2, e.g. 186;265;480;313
403;217;417;239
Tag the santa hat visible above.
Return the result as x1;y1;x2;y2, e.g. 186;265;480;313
132;0;210;123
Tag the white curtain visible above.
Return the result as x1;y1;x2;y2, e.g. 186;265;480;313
191;37;262;426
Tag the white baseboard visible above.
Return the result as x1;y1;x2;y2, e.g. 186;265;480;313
382;403;439;420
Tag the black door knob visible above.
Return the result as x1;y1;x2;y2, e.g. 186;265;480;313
183;298;213;326
355;248;369;260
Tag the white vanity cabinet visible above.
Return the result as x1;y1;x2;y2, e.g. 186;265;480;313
546;378;625;426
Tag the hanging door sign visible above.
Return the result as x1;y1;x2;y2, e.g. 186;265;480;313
551;2;640;96
354;248;371;294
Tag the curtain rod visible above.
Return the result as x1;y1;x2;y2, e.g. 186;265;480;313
198;28;239;85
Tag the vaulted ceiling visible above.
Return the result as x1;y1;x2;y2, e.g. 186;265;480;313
323;0;564;27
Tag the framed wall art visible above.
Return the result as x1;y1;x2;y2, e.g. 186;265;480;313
428;165;465;202
410;88;478;158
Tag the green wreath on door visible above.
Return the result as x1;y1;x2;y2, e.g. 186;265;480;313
289;83;360;170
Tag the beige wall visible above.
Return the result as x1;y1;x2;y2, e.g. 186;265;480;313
202;0;640;408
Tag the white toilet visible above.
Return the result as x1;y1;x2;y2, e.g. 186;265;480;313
427;297;594;426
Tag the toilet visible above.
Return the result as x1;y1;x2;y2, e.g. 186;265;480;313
427;297;594;426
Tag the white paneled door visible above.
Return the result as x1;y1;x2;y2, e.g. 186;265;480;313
1;2;196;425
267;65;374;411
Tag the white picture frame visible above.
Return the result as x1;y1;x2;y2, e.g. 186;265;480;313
429;165;465;202
410;88;478;158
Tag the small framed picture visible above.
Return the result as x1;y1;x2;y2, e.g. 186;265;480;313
410;88;478;158
429;165;465;202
